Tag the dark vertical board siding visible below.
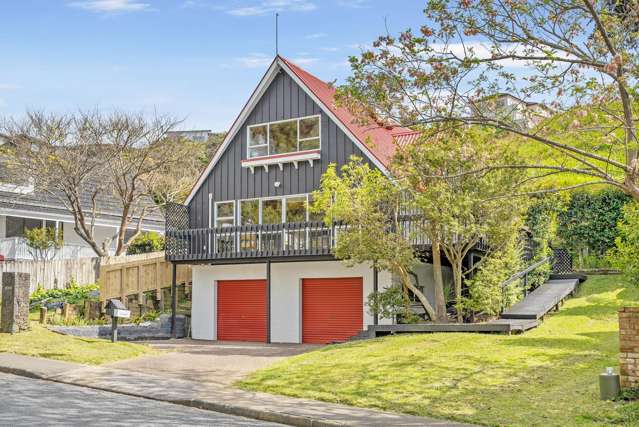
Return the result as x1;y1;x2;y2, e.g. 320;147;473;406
187;68;384;228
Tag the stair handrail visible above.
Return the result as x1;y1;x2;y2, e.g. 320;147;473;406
501;255;553;289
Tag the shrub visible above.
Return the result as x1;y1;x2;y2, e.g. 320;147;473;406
30;280;99;307
126;232;165;255
607;203;639;285
465;236;524;316
557;189;630;267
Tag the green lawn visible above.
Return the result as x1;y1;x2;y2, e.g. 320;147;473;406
0;322;155;365
239;275;639;426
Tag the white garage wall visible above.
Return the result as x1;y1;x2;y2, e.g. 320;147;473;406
190;261;392;343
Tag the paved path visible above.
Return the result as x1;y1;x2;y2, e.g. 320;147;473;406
0;372;283;426
0;353;472;427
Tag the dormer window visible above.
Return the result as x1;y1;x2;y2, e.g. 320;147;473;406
247;115;320;159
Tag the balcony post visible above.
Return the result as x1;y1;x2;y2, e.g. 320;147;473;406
373;265;379;325
170;263;177;338
266;259;271;343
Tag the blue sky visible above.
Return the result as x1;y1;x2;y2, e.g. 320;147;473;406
0;0;427;131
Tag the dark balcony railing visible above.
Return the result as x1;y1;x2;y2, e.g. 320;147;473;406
164;203;488;262
166;221;343;261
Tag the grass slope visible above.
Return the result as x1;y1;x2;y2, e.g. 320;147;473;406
239;276;639;426
0;323;155;365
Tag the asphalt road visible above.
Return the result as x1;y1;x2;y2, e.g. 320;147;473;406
0;372;284;426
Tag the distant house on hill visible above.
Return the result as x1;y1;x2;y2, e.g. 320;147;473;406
472;93;553;129
166;130;213;143
0;136;164;261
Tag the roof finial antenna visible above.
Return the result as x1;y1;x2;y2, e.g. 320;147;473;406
275;12;279;56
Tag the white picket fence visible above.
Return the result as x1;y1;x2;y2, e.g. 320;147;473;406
0;257;100;293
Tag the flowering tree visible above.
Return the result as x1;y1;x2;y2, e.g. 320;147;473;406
337;0;639;199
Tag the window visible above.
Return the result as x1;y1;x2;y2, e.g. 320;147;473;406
262;199;283;224
5;216;47;238
215;202;235;228
248;125;268;158
239;199;259;225
298;117;320;151
285;196;307;223
247;115;321;159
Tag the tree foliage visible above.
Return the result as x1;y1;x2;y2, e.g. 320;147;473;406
312;158;440;320
2;111;198;256
126;231;165;255
395;126;528;321
337;0;639;200
557;188;630;258
24;227;63;261
608;203;639;284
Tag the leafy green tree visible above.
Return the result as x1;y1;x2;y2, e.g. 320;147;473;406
24;226;63;261
336;0;639;200
312;158;441;320
396;126;528;321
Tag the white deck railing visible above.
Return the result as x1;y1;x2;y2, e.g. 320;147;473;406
0;237;98;260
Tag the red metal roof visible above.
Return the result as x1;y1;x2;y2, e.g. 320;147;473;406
280;56;419;168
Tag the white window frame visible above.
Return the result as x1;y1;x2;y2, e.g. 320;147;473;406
246;114;321;160
238;198;261;225
214;201;235;228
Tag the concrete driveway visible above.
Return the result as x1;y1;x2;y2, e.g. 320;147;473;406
105;339;320;387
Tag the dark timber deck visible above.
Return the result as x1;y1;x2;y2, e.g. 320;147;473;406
501;278;580;320
366;276;582;337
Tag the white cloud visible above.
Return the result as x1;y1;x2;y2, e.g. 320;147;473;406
305;32;327;39
319;47;339;52
235;53;273;68
68;0;151;13
228;0;316;16
337;0;368;8
291;57;318;65
0;84;19;91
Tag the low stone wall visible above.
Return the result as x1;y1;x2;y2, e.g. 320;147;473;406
619;307;639;388
50;314;187;341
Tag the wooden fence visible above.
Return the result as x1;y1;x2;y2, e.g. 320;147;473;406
0;257;100;293
99;252;191;308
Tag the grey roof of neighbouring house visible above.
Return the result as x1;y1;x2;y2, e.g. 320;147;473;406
0;153;165;231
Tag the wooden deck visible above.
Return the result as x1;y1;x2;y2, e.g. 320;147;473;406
501;278;580;320
366;276;583;337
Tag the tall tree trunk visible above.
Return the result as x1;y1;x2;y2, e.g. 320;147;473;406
397;266;437;321
431;240;448;322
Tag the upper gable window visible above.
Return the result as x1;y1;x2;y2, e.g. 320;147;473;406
247;115;320;159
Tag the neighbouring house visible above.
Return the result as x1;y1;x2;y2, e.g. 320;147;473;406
165;55;468;344
166;130;214;143
473;93;553;129
0;138;164;261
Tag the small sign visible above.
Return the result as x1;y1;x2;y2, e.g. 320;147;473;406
111;308;131;319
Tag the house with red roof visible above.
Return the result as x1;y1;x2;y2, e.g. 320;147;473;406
166;56;449;344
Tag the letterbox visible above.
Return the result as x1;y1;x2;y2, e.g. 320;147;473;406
105;299;131;319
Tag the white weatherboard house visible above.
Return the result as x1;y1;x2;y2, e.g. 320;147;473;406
166;56;459;344
0;138;164;260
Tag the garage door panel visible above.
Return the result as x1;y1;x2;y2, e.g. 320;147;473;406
217;280;267;342
302;277;363;344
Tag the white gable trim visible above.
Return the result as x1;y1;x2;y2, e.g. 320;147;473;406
185;56;389;205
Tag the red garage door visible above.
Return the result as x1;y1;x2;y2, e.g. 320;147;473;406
302;277;363;344
217;280;267;342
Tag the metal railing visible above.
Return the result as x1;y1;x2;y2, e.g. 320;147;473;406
166;221;343;261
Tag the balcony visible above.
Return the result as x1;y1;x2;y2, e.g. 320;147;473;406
0;237;98;261
166;221;340;262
